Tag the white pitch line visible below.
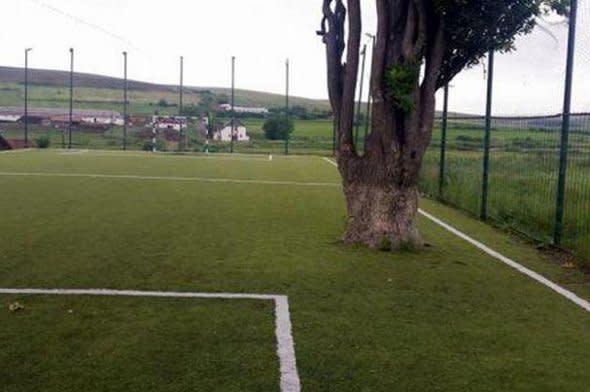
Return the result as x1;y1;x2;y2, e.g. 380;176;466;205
0;148;33;154
320;154;590;313
0;172;340;188
0;288;301;392
323;157;338;167
418;210;590;313
58;150;89;155
50;149;307;161
70;154;274;162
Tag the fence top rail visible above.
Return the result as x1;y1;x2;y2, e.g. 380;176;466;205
435;112;590;122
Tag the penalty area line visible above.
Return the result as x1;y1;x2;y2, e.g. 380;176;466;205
0;288;301;392
320;155;590;313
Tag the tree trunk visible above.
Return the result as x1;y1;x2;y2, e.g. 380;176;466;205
343;181;422;250
319;0;446;252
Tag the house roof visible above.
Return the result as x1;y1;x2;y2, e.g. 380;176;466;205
223;119;245;128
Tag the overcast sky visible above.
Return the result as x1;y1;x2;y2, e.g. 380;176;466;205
1;0;589;115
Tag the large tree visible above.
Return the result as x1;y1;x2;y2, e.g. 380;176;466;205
319;0;569;250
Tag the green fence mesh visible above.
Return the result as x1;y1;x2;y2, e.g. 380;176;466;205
421;113;590;263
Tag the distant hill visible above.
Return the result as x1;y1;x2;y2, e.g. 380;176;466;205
0;66;332;112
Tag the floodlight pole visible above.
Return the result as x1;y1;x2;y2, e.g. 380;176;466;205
480;50;494;221
179;56;184;114
24;48;32;148
179;56;184;152
123;51;128;151
285;58;290;155
354;44;367;150
231;56;235;154
439;83;449;198
364;34;376;149
554;0;579;246
68;48;74;150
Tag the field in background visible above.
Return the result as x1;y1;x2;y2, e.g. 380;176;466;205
420;114;590;265
0;118;335;155
2;150;590;391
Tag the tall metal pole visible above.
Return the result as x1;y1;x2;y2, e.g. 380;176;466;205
68;48;74;150
554;0;579;246
354;44;367;150
179;56;184;115
439;83;449;198
123;51;128;151
179;56;184;152
332;121;337;156
480;50;495;220
285;58;290;155
24;48;32;148
363;34;376;150
231;56;235;154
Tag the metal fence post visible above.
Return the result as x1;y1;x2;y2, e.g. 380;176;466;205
231;56;235;154
554;0;578;246
481;50;495;220
439;83;449;198
178;56;184;152
68;48;74;150
332;124;336;156
122;51;128;151
285;58;290;155
354;44;367;150
24;49;32;148
364;34;376;151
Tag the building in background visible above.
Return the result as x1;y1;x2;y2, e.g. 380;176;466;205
213;120;250;142
218;104;269;115
152;116;187;132
0;107;124;127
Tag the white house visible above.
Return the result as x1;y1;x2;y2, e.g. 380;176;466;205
213;120;250;142
81;116;125;126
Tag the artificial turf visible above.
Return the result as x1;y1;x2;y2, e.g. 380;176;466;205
1;150;590;391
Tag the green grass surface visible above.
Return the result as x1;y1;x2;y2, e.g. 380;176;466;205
1;150;590;391
2;296;277;392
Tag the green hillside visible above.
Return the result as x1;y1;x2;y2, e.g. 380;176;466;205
0;66;331;114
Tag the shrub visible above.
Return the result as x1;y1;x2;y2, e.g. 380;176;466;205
142;140;165;151
263;115;294;140
36;135;50;149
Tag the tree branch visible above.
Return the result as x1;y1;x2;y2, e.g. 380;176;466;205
339;0;361;156
319;0;347;136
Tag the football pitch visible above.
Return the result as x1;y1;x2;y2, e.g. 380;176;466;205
2;149;590;392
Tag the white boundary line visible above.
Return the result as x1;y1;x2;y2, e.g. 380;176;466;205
321;157;590;313
0;172;340;188
58;151;278;161
0;288;301;392
323;157;338;167
418;210;590;312
58;150;89;155
0;148;33;154
43;149;308;160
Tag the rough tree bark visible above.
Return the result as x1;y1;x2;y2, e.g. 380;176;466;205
319;0;446;250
